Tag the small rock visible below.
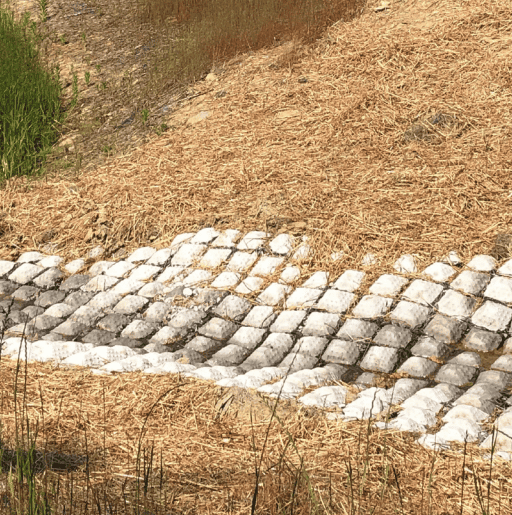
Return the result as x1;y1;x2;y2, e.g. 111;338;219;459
89;246;104;259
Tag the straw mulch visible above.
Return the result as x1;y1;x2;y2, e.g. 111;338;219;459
1;0;512;284
2;3;512;512
0;357;511;514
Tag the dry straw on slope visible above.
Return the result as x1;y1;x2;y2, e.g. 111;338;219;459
2;0;512;285
1;357;511;514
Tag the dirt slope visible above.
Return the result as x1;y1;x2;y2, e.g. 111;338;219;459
1;0;512;283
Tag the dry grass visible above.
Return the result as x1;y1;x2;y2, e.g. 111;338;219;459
1;0;512;287
1;1;512;512
0;357;511;514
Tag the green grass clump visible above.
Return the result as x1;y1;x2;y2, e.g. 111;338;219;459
0;5;65;183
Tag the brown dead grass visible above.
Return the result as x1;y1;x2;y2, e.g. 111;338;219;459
2;0;512;286
1;357;511;514
2;3;512;513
